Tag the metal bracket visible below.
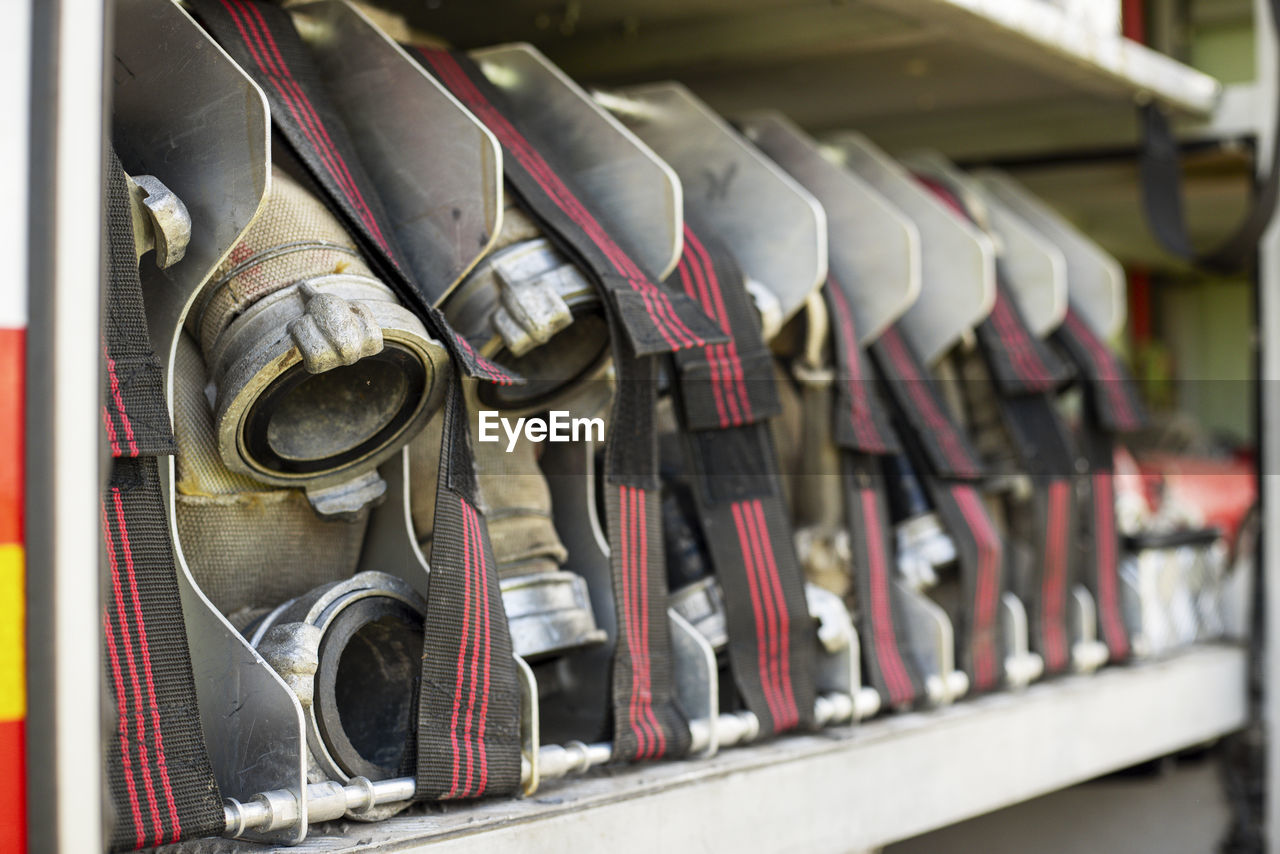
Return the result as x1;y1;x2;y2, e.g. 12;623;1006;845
290;0;504;302
471;42;684;280
1069;584;1110;674
894;578;970;706
1001;591;1045;690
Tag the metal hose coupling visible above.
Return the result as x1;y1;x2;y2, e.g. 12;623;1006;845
246;571;426;821
195;168;449;516
444;203;611;414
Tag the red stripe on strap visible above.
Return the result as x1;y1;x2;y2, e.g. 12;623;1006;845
859;489;915;705
730;501;783;728
1042;481;1072;670
102;501;162;845
634;488;666;757
232;0;395;257
749;501;799;729
880;329;977;475
617;486;650;757
739;500;789;730
950;486;1001;689
112;491;182;841
465;503;494;794
1066;311;1137;430
459;503;484;796
1093;473;1130;659
678;255;730;426
828;281;882;450
990;291;1044;387
101;609;144;849
103;342;138;457
684;228;752;424
445;497;474;798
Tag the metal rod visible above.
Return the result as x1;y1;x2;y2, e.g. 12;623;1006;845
222;693;861;838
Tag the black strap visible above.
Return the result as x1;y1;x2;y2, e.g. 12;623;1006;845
1049;306;1144;662
188;0;524;799
1071;405;1133;662
923;480;1005;692
413;48;731;760
1052;307;1147;434
993;394;1079;674
1138;0;1280;275
102;148;225;851
823;275;926;706
842;453;927;707
973;286;1071;396
666;223;816;735
871;326;983;480
870;324;1006;693
418;380;522;796
921;174;1082;675
825;276;899;456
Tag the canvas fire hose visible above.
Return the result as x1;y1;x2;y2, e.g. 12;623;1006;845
190;0;526;802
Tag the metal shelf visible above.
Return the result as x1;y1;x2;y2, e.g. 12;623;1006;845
217;645;1247;853
387;0;1226;159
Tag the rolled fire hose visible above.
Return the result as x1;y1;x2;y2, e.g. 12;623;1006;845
171;170;451;821
191;167;450;516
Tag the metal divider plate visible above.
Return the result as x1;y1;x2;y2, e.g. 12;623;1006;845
822;132;995;364
293;1;503;303
604;83;827;325
907;151;1067;338
739;112;918;344
973;169;1127;340
470;43;683;280
111;0;307;844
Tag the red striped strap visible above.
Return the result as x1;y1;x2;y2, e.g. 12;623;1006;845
842;455;925;707
1054;307;1147;434
870;325;983;480
930;483;1005;693
412;47;703;759
824;276;899;455
665;225;815;735
416;382;522;797
101;147;225;849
